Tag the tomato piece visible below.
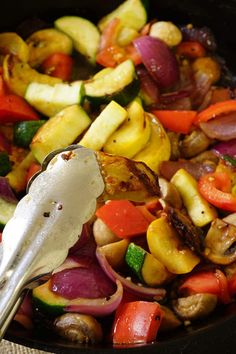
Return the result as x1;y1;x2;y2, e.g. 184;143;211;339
99;17;121;51
112;301;163;344
195;100;236;124
176;41;206;58
25;162;41;185
152;110;197;134
96;17;141;67
96;200;150;238
0;95;39;123
179;270;230;303
198;172;236;212
96;45;126;67
41;53;73;81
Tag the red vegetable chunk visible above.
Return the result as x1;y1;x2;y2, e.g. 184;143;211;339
51;262;116;300
0;95;39;123
96;200;149;238
111;301;163;344
134;36;179;88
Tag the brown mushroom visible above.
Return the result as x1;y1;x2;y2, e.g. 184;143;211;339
204;218;236;265
54;313;103;344
159;177;182;209
93;218;119;246
159;305;182;331
172;293;217;321
180;129;211;158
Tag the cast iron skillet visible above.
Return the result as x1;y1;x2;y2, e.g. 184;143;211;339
2;0;236;353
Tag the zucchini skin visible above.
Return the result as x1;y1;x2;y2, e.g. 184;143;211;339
13;120;46;148
86;78;140;106
0;152;12;176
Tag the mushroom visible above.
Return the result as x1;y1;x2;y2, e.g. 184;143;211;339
159;177;182;209
204;218;236;265
159;305;182;331
180;129;211;158
172;293;217;321
54;313;103;344
93;218;119;246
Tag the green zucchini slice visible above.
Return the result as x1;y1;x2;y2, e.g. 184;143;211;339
84;59;139;106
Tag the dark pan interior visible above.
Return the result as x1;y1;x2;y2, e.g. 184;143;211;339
1;0;236;352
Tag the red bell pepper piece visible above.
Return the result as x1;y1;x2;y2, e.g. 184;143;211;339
228;273;236;296
0;131;12;154
95;200;150;238
195;100;236;125
111;301;163;344
176;41;206;58
0;95;39;123
179;269;230;304
198;171;236;212
41;53;73;81
152;110;197;134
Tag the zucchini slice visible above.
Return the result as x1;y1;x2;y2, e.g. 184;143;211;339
25;81;84;117
98;0;147;32
79;100;127;151
30;105;91;163
125;242;171;287
55;16;100;64
103;98;151;158
84;59;139;106
13;120;46;148
0;152;12;176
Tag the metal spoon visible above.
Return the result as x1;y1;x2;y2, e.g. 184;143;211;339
0;145;105;338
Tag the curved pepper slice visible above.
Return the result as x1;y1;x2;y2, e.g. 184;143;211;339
198;171;236;212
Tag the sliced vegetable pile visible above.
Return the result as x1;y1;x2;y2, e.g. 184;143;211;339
1;0;236;346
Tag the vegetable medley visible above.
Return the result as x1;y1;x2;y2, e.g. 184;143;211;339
1;0;236;346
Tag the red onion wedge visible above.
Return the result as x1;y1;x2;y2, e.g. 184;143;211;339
51;261;116;300
0;177;18;203
136;65;159;105
96;247;166;301
212;139;236;158
200;112;236;141
133;36;179;88
65;280;123;317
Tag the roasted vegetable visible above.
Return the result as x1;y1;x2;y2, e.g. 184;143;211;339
172;293;217;320
98;239;129;269
3;55;61;97
147;215;200;274
103;98;151;158
26;28;73;67
55;16;100;64
96;151;160;202
171;168;217;227
204;218;236;265
133;114;171;173
0;32;29;62
54;313;103;343
31;105;91;163
125;242;171;286
25;80;84;117
79;101;127;151
93;218;120;246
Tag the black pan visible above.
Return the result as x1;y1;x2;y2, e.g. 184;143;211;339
2;0;236;352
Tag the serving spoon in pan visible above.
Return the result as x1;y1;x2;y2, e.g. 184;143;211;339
0;145;160;339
